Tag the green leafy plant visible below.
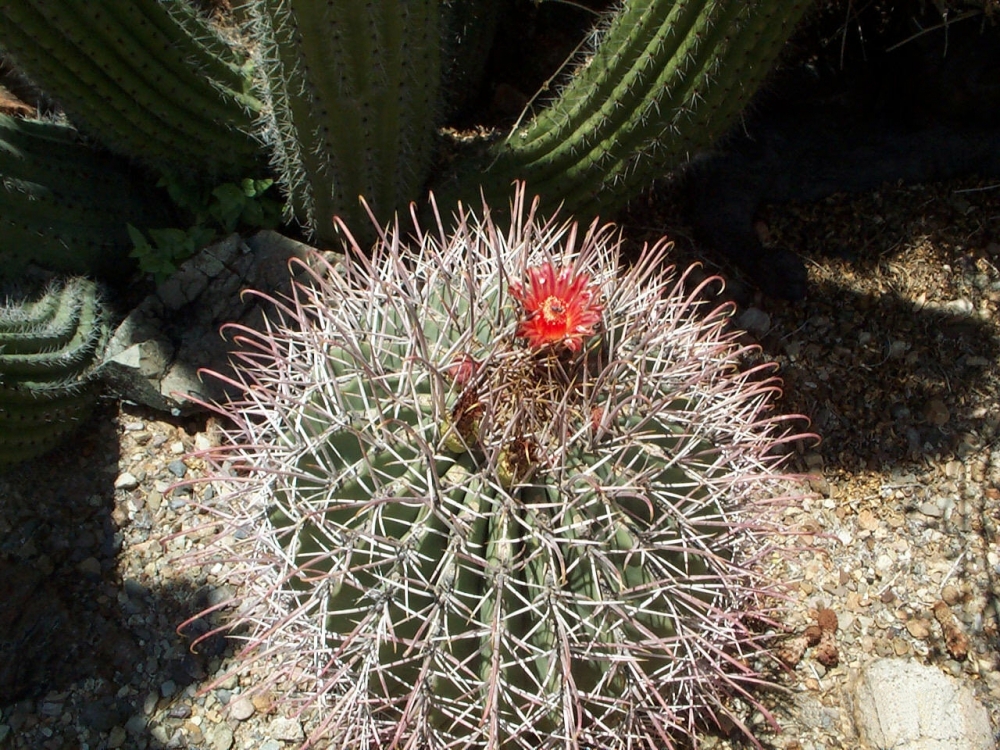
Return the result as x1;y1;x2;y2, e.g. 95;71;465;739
128;175;282;283
183;185;813;748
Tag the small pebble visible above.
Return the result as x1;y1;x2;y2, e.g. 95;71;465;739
167;459;188;478
206;724;235;750
114;472;140;490
168;703;191;719
737;307;771;336
229;695;256;721
922;398;950;427
125;714;148;735
76;557;102;577
107;726;127;749
270;716;305;742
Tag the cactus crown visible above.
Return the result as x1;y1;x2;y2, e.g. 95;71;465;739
190;185;810;748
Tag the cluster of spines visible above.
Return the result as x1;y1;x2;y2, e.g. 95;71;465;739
0;276;109;465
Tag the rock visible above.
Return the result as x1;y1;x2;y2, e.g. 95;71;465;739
206;723;235;750
922;398;951;427
76;557;102;577
95;231;319;414
849;658;994;750
270;716;305;742
737;307;771;336
229;695;256;721
114;471;140;490
107;725;127;749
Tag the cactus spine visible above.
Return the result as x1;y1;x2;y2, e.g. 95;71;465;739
0;0;262;177
0;277;109;466
245;0;441;243
189;186;811;748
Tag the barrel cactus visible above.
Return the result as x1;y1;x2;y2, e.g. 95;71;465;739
188;185;810;748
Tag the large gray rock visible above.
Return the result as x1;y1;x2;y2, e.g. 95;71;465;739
848;658;995;750
95;231;319;414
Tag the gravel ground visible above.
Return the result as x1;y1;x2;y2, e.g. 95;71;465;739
2;174;1000;749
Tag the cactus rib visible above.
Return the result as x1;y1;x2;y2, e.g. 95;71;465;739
0;277;109;466
453;0;813;221
246;0;440;241
0;0;261;176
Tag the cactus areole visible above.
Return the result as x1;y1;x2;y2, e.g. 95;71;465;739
191;185;811;748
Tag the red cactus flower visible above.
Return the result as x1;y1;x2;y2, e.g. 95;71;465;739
509;261;603;352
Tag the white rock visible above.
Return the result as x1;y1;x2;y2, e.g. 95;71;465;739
270;716;305;742
849;658;994;750
114;471;140;490
228;695;255;721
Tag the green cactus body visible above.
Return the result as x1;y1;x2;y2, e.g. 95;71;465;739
245;0;441;243
192;186;811;747
0;277;109;465
1;0;814;260
0;0;261;177
0;115;174;281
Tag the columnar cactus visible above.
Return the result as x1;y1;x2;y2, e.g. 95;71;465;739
243;0;441;241
467;0;815;218
188;185;811;748
0;0;262;177
0;277;109;465
0;1;813;255
0;114;172;281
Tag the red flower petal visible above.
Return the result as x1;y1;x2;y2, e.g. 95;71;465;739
511;262;602;352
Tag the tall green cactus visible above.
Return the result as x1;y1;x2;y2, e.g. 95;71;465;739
244;0;441;239
0;114;172;281
0;277;109;466
473;0;814;217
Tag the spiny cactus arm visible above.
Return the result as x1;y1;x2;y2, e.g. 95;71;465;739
450;0;814;218
0;277;109;466
0;115;172;280
246;0;440;243
0;276;93;354
0;0;262;177
0;277;106;379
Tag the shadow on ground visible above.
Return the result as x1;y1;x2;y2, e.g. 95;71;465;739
0;401;227;750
